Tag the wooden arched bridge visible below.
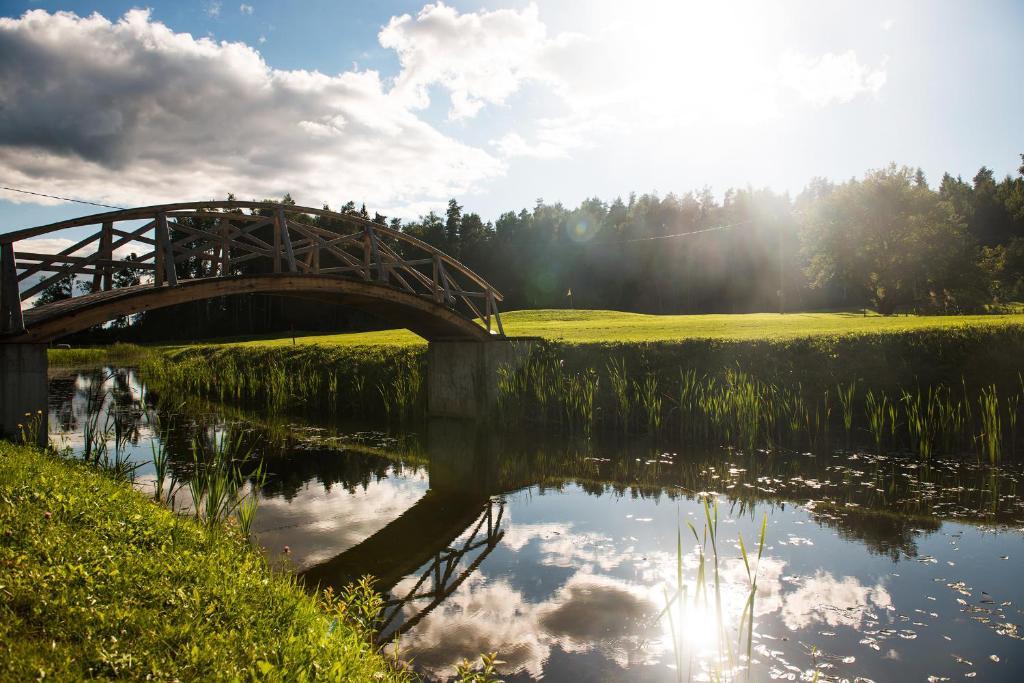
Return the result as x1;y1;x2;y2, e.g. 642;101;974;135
0;201;504;342
0;201;531;441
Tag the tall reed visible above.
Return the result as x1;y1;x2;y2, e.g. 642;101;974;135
187;430;266;536
978;385;1002;463
864;389;889;453
659;497;768;682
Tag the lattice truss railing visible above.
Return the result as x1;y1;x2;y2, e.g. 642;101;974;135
0;201;504;335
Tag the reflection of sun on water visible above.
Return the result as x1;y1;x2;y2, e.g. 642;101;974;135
657;572;760;679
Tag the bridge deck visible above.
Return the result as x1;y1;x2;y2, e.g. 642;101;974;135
8;274;494;343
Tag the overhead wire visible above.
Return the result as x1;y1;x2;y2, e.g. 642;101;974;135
587;217;759;246
0;182;784;246
0;184;126;210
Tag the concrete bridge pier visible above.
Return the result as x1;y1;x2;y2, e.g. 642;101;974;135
426;338;535;419
0;344;48;445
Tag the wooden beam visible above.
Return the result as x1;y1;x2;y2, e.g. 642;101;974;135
438;259;453;304
0;243;24;333
155;213;177;286
91;221;113;292
219;219;231;276
365;225;387;283
15;229;103;283
493;302;505;336
276;207;297;273
432;255;442;302
272;211;282;273
16;254;152;270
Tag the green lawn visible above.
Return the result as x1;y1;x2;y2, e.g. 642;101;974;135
0;442;410;682
205;308;1024;348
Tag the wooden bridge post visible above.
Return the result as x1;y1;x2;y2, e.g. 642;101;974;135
218;219;231;276
91;221;113;292
491;293;505;336
1;244;25;334
365;225;387;283
431;254;443;303
275;208;297;273
154;213;177;286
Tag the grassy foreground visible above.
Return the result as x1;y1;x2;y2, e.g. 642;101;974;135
186;308;1024;348
0;442;409;682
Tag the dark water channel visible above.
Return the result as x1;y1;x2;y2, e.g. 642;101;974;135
48;367;1024;681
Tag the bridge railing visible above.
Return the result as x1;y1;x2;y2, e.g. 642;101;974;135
0;201;504;336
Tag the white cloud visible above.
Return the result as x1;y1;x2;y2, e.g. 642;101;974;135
0;5;892;215
0;9;503;210
780;570;893;630
206;2;222;18
881;18;895;31
376;1;887;167
779;50;888;107
240;4;254;16
491;113;609;160
379;2;553;120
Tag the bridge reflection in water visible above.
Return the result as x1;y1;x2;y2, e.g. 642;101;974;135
376;500;504;644
296;419;511;642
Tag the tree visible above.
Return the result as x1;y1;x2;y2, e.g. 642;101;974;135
802;165;979;314
403;211;446;250
914;167;927;188
969;167;1013;245
445;199;462;256
33;274;73;307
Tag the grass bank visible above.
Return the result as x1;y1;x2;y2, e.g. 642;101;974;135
47;341;155;368
186;308;1024;346
0;441;410;682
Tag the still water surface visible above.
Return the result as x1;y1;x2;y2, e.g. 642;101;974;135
49;367;1024;681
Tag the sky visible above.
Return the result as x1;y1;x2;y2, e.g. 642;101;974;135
0;0;1022;234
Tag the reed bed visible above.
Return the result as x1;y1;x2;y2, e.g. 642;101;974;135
140;344;426;421
497;344;1024;460
137;325;1024;460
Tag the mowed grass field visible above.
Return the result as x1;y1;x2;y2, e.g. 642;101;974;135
204;308;1024;348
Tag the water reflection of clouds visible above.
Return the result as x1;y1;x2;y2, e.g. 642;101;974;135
388;574;549;679
395;516;898;680
501;522;571;551
780;570;892;631
500;520;629;572
535;571;661;668
389;569;662;680
254;470;428;570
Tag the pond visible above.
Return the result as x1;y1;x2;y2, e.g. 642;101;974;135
49;367;1024;681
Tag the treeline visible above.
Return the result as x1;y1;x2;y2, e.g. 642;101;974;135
43;156;1024;340
424;159;1024;316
